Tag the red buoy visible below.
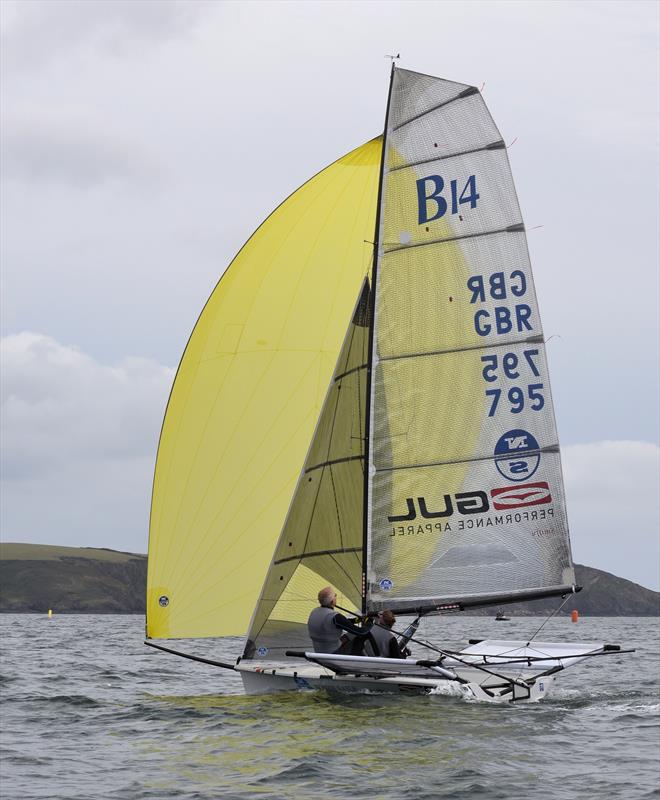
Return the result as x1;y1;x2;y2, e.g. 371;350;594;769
571;609;579;623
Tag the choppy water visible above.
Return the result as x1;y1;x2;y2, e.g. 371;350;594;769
1;614;658;799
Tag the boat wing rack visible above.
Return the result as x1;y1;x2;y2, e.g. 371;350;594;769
286;650;460;679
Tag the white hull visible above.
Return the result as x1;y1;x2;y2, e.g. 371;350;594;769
234;638;598;703
237;662;554;702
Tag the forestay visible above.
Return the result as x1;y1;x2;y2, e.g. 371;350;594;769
366;68;575;613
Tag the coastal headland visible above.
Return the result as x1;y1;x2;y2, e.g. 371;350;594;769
1;542;658;616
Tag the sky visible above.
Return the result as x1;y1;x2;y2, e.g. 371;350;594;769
1;0;658;591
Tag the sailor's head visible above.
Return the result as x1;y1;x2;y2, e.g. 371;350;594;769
318;586;337;608
379;609;396;628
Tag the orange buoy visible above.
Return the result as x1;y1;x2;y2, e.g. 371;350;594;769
571;609;579;623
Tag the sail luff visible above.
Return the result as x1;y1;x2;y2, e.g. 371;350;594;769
362;63;397;615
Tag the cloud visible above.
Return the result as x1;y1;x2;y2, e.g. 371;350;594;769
563;441;660;591
1;0;213;72
1;333;173;479
1;333;173;551
2;108;162;187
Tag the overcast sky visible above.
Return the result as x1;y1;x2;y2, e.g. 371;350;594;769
1;0;658;591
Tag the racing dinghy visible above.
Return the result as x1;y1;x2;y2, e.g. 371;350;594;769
145;65;630;702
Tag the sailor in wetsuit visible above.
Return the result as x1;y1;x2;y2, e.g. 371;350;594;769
307;586;374;653
367;609;407;659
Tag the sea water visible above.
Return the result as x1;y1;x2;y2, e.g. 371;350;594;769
1;614;658;799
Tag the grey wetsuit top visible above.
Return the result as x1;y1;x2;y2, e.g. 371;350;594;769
365;624;401;658
307;606;342;653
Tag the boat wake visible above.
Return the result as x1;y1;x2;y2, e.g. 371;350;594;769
428;682;477;702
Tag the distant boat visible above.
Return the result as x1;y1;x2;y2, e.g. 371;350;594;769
495;612;510;621
145;64;632;702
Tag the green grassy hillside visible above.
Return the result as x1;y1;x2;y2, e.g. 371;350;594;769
0;543;146;613
0;543;657;615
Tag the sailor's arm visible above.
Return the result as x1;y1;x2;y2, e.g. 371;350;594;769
332;613;373;637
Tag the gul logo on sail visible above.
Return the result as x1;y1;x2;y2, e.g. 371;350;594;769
490;482;552;510
387;481;553;524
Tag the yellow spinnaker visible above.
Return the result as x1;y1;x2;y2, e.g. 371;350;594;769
147;138;381;638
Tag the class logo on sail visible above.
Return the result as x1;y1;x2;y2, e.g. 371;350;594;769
494;429;540;482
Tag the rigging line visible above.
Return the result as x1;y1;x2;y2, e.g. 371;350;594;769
335;608;528;687
327;549;363;598
374;444;559;474
377;334;545;364
273;546;362;566
334;302;360;382
383;223;525;256
144;640;236;672
328;464;344;551
525;593;573;645
391;631;531;687
438;649;628;662
304;454;364;474
388;140;505;174
392;85;479;132
334;362;367;382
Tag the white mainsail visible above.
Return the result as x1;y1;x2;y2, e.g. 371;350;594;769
366;68;575;614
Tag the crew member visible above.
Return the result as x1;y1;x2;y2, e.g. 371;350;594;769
307;586;373;653
367;609;407;658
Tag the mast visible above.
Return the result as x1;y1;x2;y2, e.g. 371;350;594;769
362;63;396;614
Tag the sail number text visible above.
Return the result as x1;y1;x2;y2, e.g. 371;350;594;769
467;271;534;337
416;174;479;224
481;349;545;417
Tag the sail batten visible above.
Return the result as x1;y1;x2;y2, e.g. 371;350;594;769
392;85;477;132
372;444;560;475
388;140;506;173
383;223;525;254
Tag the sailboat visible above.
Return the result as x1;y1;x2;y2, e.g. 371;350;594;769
145;65;630;702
